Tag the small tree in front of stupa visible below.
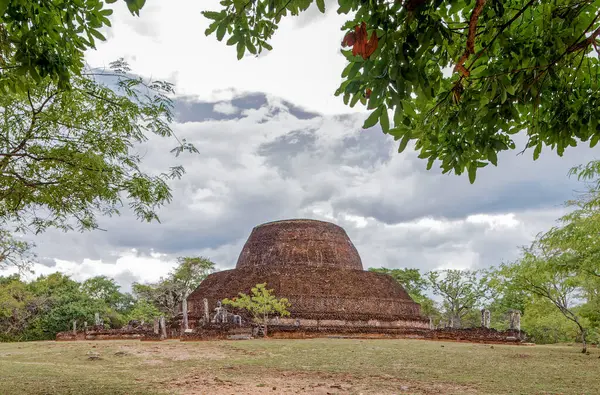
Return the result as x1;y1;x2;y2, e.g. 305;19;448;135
222;283;291;337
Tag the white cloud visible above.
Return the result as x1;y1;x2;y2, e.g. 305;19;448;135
212;102;237;115
85;0;358;115
6;0;600;289
5;92;595;290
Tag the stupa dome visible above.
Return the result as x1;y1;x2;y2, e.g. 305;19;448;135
187;219;427;326
236;219;363;271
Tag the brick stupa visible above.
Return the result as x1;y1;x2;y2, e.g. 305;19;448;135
187;219;428;330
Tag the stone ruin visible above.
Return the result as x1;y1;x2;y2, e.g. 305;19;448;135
182;219;525;343
56;219;525;344
186;219;430;334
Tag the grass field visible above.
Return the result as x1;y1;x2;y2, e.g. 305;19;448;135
0;338;598;395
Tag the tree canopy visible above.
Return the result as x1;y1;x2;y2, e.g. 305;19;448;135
0;229;33;271
132;256;215;318
490;160;600;351
0;59;198;270
1;0;198;270
222;282;291;336
1;60;196;236
202;0;600;182
0;272;137;341
0;0;147;92
427;269;488;328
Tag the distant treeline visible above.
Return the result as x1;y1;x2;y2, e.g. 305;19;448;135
1;261;597;346
0;257;215;342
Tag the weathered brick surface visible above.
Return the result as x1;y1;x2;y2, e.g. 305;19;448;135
236;219;363;270
187;219;427;326
266;326;524;343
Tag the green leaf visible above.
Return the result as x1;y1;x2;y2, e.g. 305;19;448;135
246;38;257;55
0;0;8;14
125;0;146;16
216;24;226;41
468;164;477;184
533;143;542;160
398;134;410;153
236;41;245;60
363;107;383;129
202;11;223;20
205;21;219;36
316;0;325;13
380;107;390;133
488;150;498;166
426;157;435;170
226;35;239;46
89;29;106;41
338;0;352;14
590;134;600;148
233;0;246;11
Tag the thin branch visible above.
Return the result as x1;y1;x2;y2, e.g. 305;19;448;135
454;0;487;77
465;0;538;72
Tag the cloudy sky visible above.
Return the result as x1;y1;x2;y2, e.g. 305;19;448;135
5;1;600;292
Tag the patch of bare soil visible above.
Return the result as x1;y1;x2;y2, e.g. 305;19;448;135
166;369;477;395
144;359;164;366
119;342;229;362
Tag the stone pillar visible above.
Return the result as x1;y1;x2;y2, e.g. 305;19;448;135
429;317;434;330
481;309;491;329
72;320;77;335
83;321;87;330
160;316;167;339
153;318;159;334
203;298;210;323
182;297;189;331
94;312;100;326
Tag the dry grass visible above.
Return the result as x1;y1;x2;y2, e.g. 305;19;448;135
0;338;598;394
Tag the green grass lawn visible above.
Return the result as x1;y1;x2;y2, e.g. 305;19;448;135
0;338;597;394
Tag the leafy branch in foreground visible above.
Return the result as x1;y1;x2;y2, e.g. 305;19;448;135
202;0;600;183
0;59;198;238
0;0;147;92
0;228;34;271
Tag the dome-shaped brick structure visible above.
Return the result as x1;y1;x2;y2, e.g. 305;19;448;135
236;219;363;271
187;219;428;329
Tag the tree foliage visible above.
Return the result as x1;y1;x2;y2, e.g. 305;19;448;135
539;160;600;281
203;0;600;182
0;0;147;92
0;272;156;341
369;266;441;322
171;256;216;297
0;273;128;341
0;228;33;271
0;59;197;236
493;160;600;352
498;249;591;352
222;282;291;336
427;269;487;328
133;256;215;318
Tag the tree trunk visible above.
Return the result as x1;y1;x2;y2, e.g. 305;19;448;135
264;312;268;338
160;316;167;340
182;296;189;331
581;329;587;354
